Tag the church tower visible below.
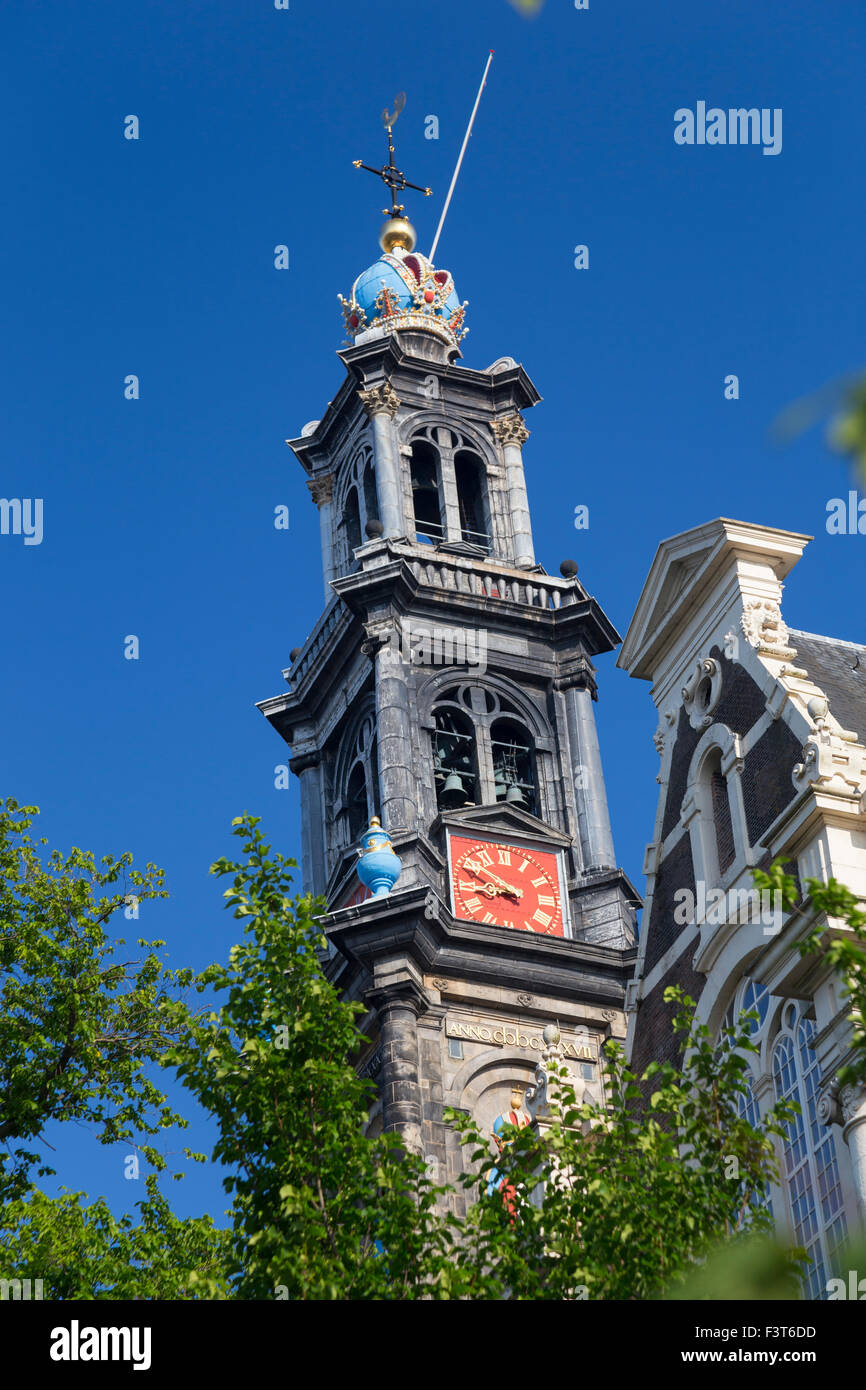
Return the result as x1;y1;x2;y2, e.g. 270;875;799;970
258;128;639;1193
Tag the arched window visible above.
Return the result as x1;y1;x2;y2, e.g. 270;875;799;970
741;979;770;1035
410;439;444;545
491;717;536;814
699;746;735;882
337;710;380;849
736;1073;774;1225
427;686;546;816
717;979;774;1224
772;1011;847;1298
362;460;378;531
454;450;490;551
708;750;733;878
345;762;368;842
433;706;477;809
343;485;361;556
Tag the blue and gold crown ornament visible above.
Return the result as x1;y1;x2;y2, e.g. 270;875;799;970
343;93;468;349
356;816;402;898
339;249;468;348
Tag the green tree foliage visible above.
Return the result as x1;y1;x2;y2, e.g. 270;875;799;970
168;817;809;1300
774;374;866;485
166;815;459;1300
444;989;797;1299
0;798;232;1297
5;797;862;1300
754;860;866;1088
0;1179;233;1299
671;861;866;1301
0;798;199;1199
829;380;866;483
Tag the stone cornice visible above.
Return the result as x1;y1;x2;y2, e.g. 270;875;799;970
325;885;636;1004
618;518;812;684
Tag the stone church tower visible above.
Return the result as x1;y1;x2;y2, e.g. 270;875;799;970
258;196;639;1199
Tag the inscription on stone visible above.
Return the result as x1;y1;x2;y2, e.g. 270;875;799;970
445;1016;596;1060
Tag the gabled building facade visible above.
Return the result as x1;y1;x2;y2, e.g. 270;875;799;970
619;517;866;1296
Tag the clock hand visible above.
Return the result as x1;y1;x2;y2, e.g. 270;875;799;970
465;862;523;900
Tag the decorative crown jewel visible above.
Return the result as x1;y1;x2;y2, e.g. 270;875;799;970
339;250;469;348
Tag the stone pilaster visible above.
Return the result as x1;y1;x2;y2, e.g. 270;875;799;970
416;1005;449;1190
369;985;425;1154
490;413;535;568
563;674;617;873
363;624;418;835
306;474;336;606
289;748;326;895
358;383;403;540
842;1084;866;1224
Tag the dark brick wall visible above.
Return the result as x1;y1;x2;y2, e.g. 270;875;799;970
643;833;695;976
710;645;768;736
741;719;802;845
661;646;769;840
630;946;707;1076
662;707;701;840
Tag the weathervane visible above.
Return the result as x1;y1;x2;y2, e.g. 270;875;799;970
350;58;493;259
353;93;432;217
353;94;431;253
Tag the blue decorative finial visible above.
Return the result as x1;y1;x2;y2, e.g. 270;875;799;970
356;817;402;898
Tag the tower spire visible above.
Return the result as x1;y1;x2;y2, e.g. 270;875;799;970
352;93;432;253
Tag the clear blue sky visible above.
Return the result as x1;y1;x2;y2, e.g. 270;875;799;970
3;0;864;1222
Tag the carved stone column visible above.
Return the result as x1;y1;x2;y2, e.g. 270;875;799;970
358;383;403;540
842;1084;866;1222
490;413;535;568
363;623;418;835
369;985;425;1154
819;1079;866;1223
289;747;326;895
562;669;617;873
306;474;336;606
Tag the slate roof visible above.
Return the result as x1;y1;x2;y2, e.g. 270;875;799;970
788;628;866;744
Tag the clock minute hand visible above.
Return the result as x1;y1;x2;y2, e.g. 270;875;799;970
466;862;523;900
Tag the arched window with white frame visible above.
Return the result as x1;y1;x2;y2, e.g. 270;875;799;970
772;1003;847;1298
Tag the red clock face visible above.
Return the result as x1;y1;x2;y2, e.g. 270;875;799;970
449;834;565;937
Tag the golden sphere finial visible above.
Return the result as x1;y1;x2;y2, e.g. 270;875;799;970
379;215;416;254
